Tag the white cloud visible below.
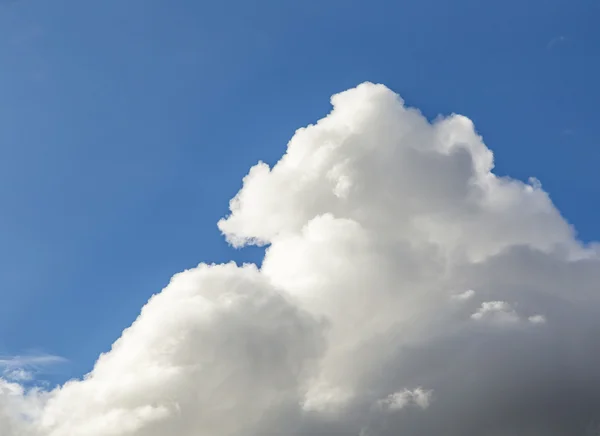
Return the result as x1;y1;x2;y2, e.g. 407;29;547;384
301;381;353;413
3;369;34;382
528;314;547;325
470;302;548;327
0;354;66;385
452;289;475;301
1;82;600;435
0;355;66;368
471;301;521;325
377;388;433;412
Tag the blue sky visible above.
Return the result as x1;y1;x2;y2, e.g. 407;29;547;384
0;0;598;384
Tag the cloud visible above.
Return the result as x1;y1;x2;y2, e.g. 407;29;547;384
528;314;547;325
452;289;475;301
470;301;545;327
470;300;521;324
547;35;568;50
0;354;66;384
377;388;433;412
2;82;600;435
0;355;66;369
3;369;34;382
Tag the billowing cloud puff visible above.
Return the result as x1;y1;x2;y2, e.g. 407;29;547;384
2;82;600;435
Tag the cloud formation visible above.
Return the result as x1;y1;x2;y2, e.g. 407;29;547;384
2;82;600;435
0;354;66;384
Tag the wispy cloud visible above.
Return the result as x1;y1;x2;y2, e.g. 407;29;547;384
547;35;568;50
0;353;67;381
0;354;66;368
3;368;34;382
451;289;475;301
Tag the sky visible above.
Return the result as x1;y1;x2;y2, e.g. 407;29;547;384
0;0;599;435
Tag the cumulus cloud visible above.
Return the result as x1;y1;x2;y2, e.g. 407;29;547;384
2;82;600;435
